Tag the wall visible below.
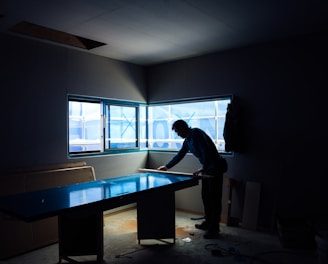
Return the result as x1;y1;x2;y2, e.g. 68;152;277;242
146;31;328;230
1;30;327;231
0;33;148;179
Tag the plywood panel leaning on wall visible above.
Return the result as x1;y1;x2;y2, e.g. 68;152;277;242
0;161;96;259
242;181;261;230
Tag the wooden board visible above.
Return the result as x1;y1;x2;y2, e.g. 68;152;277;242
138;168;193;176
138;168;213;178
242;181;261;230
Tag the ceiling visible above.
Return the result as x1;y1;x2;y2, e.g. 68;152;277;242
1;0;328;65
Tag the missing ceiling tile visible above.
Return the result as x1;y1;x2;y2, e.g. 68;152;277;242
9;21;106;50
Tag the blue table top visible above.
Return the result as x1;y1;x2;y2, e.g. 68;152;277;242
0;172;198;222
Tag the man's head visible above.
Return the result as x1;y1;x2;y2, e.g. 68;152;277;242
172;120;190;138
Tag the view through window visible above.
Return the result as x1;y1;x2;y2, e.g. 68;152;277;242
148;98;230;152
105;104;137;149
68;100;102;153
68;97;231;155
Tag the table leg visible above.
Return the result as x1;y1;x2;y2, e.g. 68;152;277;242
58;210;104;263
137;190;175;243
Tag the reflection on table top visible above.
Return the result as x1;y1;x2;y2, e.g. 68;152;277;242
0;172;198;222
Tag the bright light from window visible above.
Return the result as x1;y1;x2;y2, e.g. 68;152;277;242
68;96;231;155
68;101;101;153
148;99;230;152
105;105;137;149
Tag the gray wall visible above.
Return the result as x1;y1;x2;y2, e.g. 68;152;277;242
1;30;328;231
1;33;148;178
146;31;328;230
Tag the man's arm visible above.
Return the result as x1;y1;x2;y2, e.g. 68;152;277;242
164;140;189;169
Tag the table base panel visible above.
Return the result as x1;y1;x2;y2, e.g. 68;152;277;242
137;191;175;243
58;211;104;263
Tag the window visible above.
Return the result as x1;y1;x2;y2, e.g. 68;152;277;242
147;97;231;152
68;96;231;156
68;100;102;153
105;104;137;149
68;96;140;155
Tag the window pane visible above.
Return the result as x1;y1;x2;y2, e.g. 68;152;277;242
106;105;137;149
148;105;172;149
68;101;101;153
68;96;231;155
173;101;216;139
148;98;231;152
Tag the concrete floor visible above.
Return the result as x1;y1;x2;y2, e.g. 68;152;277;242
1;208;319;264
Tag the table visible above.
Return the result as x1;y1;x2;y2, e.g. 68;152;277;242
0;172;198;263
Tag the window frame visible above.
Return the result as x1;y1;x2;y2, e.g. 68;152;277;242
67;95;233;158
68;95;145;157
104;103;139;151
147;96;232;154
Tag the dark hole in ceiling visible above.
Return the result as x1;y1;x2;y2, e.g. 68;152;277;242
10;21;106;50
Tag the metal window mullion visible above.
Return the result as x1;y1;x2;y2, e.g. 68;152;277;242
215;100;219;146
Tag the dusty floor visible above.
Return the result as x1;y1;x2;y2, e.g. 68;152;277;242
1;208;319;264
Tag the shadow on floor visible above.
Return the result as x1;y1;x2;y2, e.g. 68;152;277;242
3;209;319;264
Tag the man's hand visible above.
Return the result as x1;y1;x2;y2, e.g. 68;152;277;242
157;165;168;171
193;168;204;176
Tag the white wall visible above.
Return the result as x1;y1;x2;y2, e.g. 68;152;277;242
146;31;328;230
148;152;204;213
2;30;328;231
0;33;147;178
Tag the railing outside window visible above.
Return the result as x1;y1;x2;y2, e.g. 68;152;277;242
147;98;230;152
68;96;231;156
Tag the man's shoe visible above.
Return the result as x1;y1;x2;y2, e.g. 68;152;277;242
195;221;209;230
203;230;220;239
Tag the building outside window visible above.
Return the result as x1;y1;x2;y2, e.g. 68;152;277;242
68;100;102;153
147;98;230;152
105;104;137;149
68;96;231;156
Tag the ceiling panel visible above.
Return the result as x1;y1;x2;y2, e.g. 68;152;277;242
1;0;328;65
